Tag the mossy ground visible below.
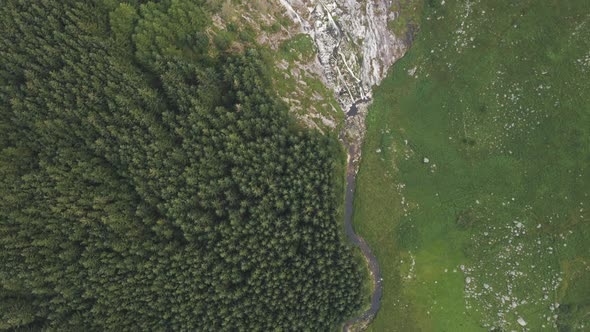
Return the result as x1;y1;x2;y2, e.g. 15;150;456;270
354;0;590;330
270;33;345;133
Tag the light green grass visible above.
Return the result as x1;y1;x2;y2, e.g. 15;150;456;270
388;0;423;39
279;33;316;63
354;0;590;330
264;33;345;133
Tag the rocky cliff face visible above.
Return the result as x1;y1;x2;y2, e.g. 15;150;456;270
280;0;407;110
279;0;408;149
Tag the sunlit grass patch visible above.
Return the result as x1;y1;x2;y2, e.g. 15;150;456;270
355;0;590;330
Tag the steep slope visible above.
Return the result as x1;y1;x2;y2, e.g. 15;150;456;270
0;1;364;330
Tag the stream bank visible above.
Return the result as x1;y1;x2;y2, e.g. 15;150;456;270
341;143;382;332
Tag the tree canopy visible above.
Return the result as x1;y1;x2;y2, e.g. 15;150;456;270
0;0;362;330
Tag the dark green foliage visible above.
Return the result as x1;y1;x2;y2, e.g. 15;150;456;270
132;0;211;69
213;30;235;51
109;3;139;54
0;0;362;330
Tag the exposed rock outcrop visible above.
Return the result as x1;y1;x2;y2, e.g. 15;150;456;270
280;0;407;108
279;0;408;158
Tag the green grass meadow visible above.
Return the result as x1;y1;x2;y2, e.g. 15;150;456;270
354;0;590;330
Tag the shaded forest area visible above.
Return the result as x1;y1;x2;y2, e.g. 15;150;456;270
0;0;362;330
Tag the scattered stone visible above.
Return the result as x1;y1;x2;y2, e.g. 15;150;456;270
423;157;430;164
517;317;527;326
278;0;407;112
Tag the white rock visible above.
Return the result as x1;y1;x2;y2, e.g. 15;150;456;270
423;157;430;163
465;277;472;284
517;317;527;326
278;0;407;112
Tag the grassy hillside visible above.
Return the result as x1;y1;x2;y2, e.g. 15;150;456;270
354;0;590;330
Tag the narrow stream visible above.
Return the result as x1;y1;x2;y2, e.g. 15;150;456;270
343;143;382;331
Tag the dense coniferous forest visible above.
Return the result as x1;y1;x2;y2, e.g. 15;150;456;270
0;0;362;330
